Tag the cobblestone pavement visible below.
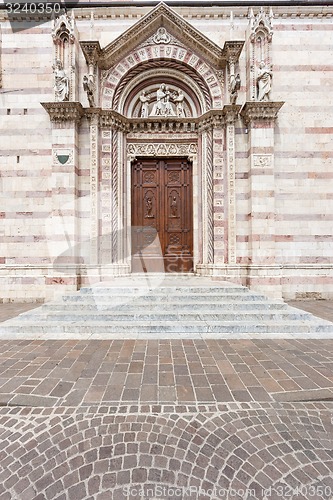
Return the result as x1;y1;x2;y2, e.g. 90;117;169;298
0;303;333;498
0;339;331;498
0;403;332;500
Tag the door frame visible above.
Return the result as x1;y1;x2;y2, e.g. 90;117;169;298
126;145;199;273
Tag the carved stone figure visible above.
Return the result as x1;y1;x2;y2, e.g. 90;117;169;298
173;90;185;117
153;27;171;44
53;59;69;102
257;61;272;101
83;74;95;107
139;91;150;118
150;83;176;117
230;73;241;104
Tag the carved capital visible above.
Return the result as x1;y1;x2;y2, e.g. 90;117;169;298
41;102;84;123
240;101;284;125
80;41;102;65
99;110;129;132
86;109;101;125
223;104;241;125
223;41;244;65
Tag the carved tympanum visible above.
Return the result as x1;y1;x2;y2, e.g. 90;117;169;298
139;84;186;118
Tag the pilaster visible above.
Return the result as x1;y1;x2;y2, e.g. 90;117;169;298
41;102;83;289
241;101;284;297
224;105;241;265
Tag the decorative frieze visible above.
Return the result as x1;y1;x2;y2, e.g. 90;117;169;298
126;143;197;157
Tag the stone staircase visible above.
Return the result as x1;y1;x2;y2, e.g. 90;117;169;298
1;276;333;339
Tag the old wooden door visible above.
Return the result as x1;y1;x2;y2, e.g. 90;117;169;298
131;158;193;273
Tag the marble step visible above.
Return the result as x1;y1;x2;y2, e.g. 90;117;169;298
42;301;289;312
79;285;249;295
62;292;267;303
15;310;313;322
1;319;333;334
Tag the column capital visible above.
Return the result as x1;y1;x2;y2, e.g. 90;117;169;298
223;104;241;125
240;101;284;126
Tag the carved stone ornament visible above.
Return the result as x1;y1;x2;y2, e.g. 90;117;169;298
253;154;273;168
83;73;96;107
139;84;186;118
80;41;102;66
250;7;273;42
95;3;228;70
52;11;75;44
41;102;84;123
240;101;284;125
153;27;171;44
127;143;197;157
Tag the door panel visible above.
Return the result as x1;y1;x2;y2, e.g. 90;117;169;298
132;158;193;273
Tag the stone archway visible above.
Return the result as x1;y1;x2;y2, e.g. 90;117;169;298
77;2;244;279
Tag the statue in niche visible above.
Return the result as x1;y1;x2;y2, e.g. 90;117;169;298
83;74;95;107
230;74;241;104
53;59;69;102
145;198;154;218
139;91;150;118
173;90;185;117
257;61;272;101
170;196;178;217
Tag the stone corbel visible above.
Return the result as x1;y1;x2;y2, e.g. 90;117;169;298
41;102;84;123
80;41;102;66
241;101;284;127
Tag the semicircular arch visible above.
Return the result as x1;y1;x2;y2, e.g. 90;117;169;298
118;67;206;118
101;48;223;112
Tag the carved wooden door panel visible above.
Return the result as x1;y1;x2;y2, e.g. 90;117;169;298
131;158;193;273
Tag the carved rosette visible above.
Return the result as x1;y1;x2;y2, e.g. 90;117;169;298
42;102;84;123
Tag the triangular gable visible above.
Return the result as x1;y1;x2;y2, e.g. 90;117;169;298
99;2;226;70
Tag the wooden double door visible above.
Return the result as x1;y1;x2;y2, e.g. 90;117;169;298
131;158;193;273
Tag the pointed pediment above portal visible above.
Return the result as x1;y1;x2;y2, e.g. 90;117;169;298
80;3;242;70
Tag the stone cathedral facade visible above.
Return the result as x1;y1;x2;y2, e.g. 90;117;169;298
0;2;332;301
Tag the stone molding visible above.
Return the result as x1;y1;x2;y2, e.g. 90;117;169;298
43;106;242;130
79;5;244;71
126;142;197;158
81;4;231;70
240;101;284;125
42;102;84;123
41;102;244;129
